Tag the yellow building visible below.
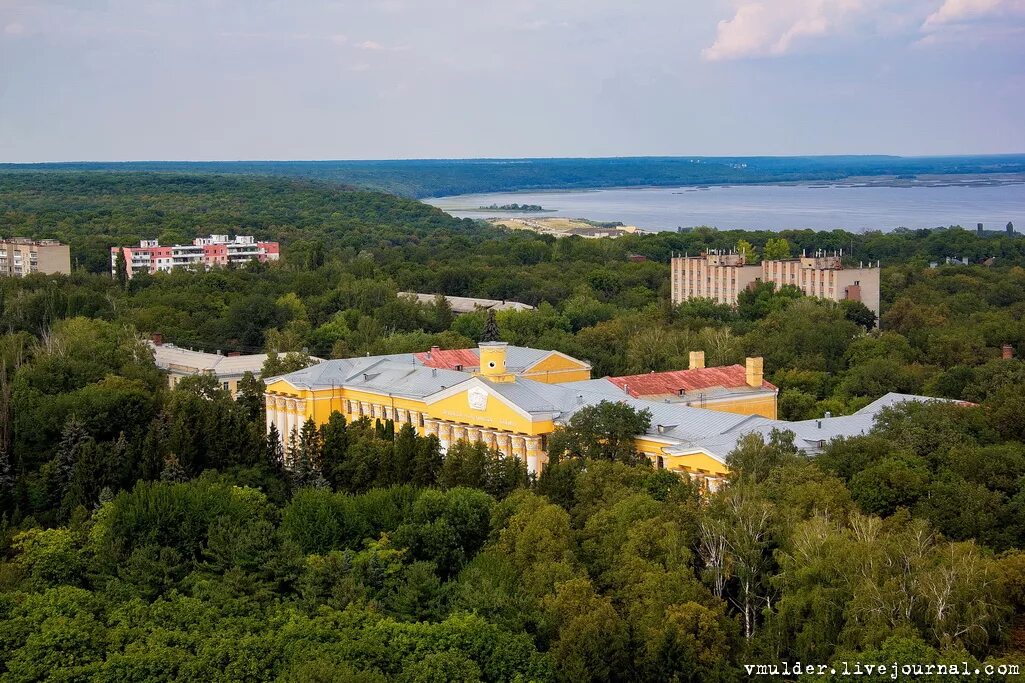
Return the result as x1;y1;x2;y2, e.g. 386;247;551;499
265;343;953;491
607;352;778;419
265;342;757;487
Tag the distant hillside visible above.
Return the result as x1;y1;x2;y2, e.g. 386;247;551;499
3;155;1024;198
0;172;477;273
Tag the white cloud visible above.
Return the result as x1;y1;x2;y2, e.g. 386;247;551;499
357;40;383;50
703;0;1025;59
923;0;1025;29
702;0;878;61
4;22;25;35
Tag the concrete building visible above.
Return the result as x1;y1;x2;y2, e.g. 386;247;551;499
671;251;880;316
149;337;322;397
0;238;71;277
399;293;534;314
151;341;269;396
265;342;954;490
112;234;280;280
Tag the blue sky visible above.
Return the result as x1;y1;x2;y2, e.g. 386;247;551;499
1;0;1022;161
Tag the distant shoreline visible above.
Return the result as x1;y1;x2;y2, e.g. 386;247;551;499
427;173;1025;203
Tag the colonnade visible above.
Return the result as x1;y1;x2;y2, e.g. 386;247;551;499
265;394;306;452
423;418;544;474
264;394;547;474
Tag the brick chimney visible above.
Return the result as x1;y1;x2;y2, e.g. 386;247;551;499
152;333;163;346
745;357;764;388
689;350;705;370
1003;344;1015;360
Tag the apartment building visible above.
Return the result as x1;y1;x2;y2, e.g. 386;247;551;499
0;238;71;277
670;251;880;316
111;234;280;279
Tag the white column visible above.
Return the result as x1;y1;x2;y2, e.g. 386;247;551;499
274;397;287;443
283;399;295;449
525;436;541;475
265;395;276;436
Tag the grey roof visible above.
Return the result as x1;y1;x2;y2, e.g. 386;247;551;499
271;357;470;399
152;343;268;378
665;392;966;463
269;355;961;465
853;392;967;415
399;292;534;313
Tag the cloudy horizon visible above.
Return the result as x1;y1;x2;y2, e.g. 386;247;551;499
1;0;1023;162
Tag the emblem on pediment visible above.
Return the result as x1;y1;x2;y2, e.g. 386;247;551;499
468;387;489;411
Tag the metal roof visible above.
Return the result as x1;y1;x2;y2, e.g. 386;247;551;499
608;365;777;398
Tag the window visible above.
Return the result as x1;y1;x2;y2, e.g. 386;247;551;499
222;382;229;391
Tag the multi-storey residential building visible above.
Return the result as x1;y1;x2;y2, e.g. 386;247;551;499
111;234;280;279
0;238;71;277
670;251;880;316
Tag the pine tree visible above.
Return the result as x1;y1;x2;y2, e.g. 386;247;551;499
0;446;14;514
393;424;418;485
63;438;102;515
412;434;443;487
160;453;188;483
236;371;265;423
292;418;327;489
51;418;89;506
115;247;129;289
286;427;300;469
481;309;501;342
320;412;348;490
265;423;285;469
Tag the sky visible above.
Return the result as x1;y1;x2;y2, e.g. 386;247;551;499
0;0;1023;161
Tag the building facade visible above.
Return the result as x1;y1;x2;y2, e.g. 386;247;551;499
0;238;71;277
671;252;880;316
112;234;280;279
149;337;317;397
265;342;955;491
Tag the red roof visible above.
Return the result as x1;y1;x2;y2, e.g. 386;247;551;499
415;348;479;370
608;365;777;397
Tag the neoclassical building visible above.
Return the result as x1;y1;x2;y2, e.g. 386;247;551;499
265;342;947;490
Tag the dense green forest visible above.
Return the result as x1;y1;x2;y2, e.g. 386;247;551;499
1;172;1024;680
3;154;1024;198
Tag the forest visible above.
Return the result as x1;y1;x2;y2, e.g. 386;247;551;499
3;155;1024;198
0;172;1024;681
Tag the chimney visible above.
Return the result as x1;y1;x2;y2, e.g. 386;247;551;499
689;350;705;370
152;333;163;346
1003;344;1015;360
745;357;764;389
216;349;223;356
428;345;439;359
228;351;241;357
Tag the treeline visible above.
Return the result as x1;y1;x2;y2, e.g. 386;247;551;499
3;173;1025;278
3;155;1023;197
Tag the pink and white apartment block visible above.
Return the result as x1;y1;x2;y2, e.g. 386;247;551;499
111;235;280;279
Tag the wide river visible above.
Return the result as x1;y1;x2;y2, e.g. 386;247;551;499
425;181;1025;232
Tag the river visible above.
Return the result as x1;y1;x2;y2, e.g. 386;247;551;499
425;179;1025;232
